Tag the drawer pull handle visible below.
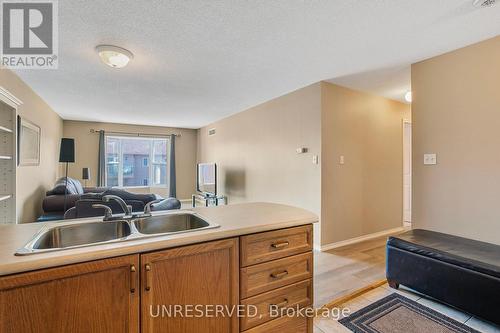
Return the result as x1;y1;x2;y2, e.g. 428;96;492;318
130;265;137;293
145;263;152;291
271;298;289;308
270;270;288;279
271;241;290;249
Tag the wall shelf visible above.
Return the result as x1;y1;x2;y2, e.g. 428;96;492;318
0;90;18;224
0;125;12;133
0;195;11;202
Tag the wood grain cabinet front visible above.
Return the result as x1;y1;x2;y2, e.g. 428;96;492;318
0;255;140;333
0;225;314;333
140;238;240;333
243;315;312;333
240;225;313;267
240;252;313;299
240;279;312;331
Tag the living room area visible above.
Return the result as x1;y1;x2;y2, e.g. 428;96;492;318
38;120;199;222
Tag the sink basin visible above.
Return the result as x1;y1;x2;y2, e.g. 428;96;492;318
16;212;219;255
133;213;215;235
18;220;131;254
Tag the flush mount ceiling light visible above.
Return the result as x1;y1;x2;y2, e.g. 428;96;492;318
95;45;134;69
473;0;496;7
404;91;412;103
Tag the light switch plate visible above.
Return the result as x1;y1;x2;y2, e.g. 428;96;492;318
339;155;345;165
296;147;308;154
312;155;319;164
424;153;437;165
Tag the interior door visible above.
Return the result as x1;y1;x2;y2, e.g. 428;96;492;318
403;121;412;223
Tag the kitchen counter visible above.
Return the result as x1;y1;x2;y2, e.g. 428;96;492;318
0;202;318;276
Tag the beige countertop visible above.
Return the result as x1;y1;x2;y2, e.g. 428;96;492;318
0;202;318;277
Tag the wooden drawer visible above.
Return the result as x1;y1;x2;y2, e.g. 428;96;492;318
243;315;312;333
240;225;313;267
240;279;312;331
240;252;313;299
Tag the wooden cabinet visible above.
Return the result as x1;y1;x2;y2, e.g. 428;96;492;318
240;279;312;330
240;225;313;267
240;252;313;298
0;225;313;333
141;238;239;333
0;255;139;333
240;226;313;332
244;315;312;333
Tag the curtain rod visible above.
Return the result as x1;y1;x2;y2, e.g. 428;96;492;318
89;129;181;137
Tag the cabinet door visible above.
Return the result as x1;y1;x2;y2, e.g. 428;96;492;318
141;238;239;333
0;254;139;333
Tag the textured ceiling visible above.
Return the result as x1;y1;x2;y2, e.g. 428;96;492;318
14;0;500;128
327;65;411;104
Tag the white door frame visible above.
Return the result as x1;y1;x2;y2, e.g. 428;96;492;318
402;120;412;225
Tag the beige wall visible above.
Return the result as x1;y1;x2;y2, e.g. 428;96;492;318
197;83;322;243
63;121;198;200
412;36;500;244
321;82;410;245
0;69;63;223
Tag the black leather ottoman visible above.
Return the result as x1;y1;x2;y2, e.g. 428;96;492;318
386;229;500;325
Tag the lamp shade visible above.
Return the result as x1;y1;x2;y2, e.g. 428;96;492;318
82;167;90;180
59;138;75;163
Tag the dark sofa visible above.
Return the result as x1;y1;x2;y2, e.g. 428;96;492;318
40;177;180;221
386;229;500;325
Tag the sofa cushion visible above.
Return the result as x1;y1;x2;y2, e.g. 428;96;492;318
42;194;81;212
101;188;159;205
150;197;181;211
48;177;84;195
388;229;500;278
74;199;144;216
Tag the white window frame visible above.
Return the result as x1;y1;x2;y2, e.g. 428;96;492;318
104;135;169;189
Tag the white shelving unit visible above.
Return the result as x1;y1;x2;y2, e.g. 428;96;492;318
0;87;21;224
0;126;13;133
0;194;12;202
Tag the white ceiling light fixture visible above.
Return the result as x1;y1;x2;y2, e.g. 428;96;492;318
473;0;496;7
404;91;412;103
96;45;134;69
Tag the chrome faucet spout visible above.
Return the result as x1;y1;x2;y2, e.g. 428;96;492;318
102;195;133;217
91;204;113;221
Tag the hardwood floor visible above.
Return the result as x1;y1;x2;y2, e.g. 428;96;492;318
313;234;400;308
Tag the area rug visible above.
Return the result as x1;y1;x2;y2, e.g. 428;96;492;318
339;293;479;333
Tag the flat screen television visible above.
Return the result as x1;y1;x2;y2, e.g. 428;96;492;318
197;163;217;196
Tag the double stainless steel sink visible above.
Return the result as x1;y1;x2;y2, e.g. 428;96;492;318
16;211;218;255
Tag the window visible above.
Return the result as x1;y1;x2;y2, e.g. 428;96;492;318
105;135;169;188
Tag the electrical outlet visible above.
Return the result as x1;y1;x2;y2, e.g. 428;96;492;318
339;155;345;165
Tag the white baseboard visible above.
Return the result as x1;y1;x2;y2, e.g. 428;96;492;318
317;226;406;252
